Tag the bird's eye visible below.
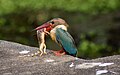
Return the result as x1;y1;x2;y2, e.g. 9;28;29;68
50;21;54;24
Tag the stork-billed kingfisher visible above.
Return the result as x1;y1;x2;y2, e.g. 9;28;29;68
35;18;78;56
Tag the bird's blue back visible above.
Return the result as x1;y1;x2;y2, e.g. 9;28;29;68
56;28;77;56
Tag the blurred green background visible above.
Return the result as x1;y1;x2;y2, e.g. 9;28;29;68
0;0;120;59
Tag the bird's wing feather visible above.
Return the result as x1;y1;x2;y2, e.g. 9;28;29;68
56;28;77;55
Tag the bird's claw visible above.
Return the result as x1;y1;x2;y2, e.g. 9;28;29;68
53;51;66;56
52;50;66;56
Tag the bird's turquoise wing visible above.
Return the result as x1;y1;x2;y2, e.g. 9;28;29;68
56;28;77;56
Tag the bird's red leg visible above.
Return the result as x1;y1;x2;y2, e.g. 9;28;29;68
52;49;66;56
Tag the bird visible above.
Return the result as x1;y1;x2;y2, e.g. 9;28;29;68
35;18;78;57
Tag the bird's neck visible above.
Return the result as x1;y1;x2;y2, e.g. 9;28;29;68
53;25;67;31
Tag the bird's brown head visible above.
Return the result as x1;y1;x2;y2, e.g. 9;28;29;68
35;18;69;32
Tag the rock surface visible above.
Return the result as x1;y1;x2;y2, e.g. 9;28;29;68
0;40;120;75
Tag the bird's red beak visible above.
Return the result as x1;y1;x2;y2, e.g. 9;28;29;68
35;22;52;32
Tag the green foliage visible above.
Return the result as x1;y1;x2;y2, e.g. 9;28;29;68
77;35;106;58
78;40;106;58
77;33;105;58
0;0;120;15
77;32;120;59
0;18;6;26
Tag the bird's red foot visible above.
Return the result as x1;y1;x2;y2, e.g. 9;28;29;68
52;50;66;56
